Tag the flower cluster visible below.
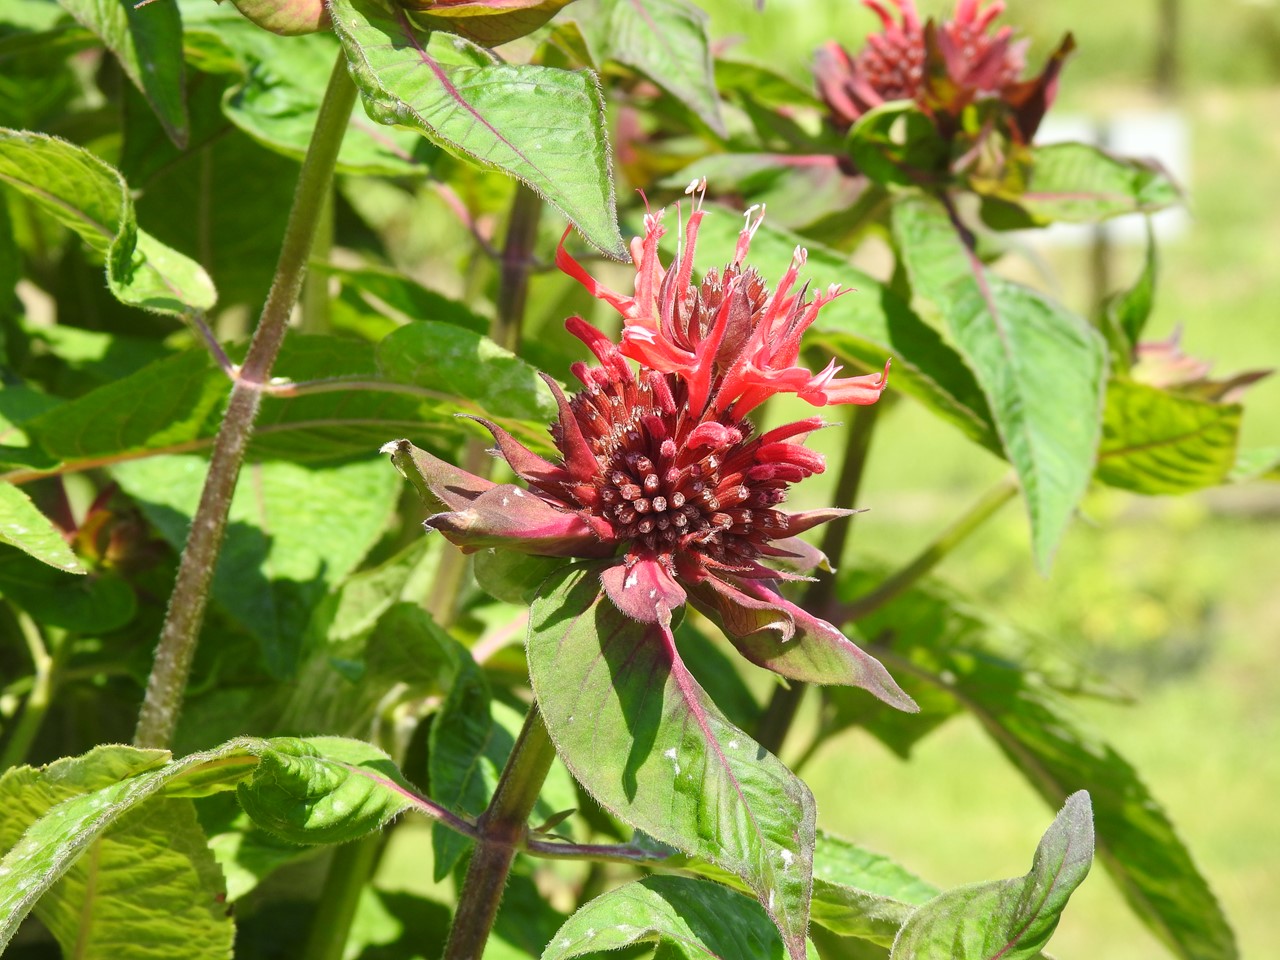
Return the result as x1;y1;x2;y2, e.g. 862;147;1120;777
814;0;1071;144
395;185;912;711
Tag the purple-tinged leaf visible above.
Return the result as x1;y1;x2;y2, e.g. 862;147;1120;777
528;564;815;960
892;193;1107;570
426;483;612;557
889;793;1093;960
686;577;916;711
329;0;624;256
543;876;816;959
979;141;1181;228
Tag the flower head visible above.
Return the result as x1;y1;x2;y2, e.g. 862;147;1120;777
814;0;1069;143
388;193;913;712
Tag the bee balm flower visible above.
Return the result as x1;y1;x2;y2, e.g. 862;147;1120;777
814;0;1070;144
387;190;913;712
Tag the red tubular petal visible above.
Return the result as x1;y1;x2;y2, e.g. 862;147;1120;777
778;508;860;537
557;227;633;314
757;417;827;446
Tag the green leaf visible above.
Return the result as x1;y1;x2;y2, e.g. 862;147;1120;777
317;262;488;334
577;0;725;137
428;649;492;879
58;0;188;146
671;206;1000;453
21;348;225;465
1099;220;1157;367
377;321;558;422
993;142;1181;226
112;457;400;677
0;741;257;953
843;576;1239;960
528;565;815;960
330;0;625;257
810;832;939;946
542;875;812;960
219;30;436;177
0;481;83;572
473;548;567;604
236;737;416;844
892;193;1107;568
0;130;216;314
846;101;948;187
201;795;318;902
1096;379;1242;495
890;792;1093;960
0;550;135;631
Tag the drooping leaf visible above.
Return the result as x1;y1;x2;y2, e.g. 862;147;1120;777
0;130;216;314
376;321;558;422
236;737;417;844
987;142;1181;227
201;794;319;902
528;564;815;960
671;206;1000;453
58;0;189;146
810;832;939;946
841;574;1239;960
0;741;256;952
890;792;1093;960
575;0;725;137
892;192;1108;568
542;876;814;960
0;481;83;572
112;456;400;677
1096;379;1241;495
0;735;441;949
329;0;624;256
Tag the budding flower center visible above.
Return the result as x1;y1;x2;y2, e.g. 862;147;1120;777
547;359;818;573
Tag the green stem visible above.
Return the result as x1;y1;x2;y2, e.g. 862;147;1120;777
301;185;335;334
493;185;543;354
133;53;357;749
300;836;384;960
443;704;557;960
0;613;60;769
754;403;881;756
831;473;1019;624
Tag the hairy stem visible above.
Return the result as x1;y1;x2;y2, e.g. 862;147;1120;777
831;473;1019;624
0;613;61;769
755;403;881;756
133;54;357;749
443;704;557;960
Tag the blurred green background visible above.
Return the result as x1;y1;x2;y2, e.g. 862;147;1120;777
689;0;1280;956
